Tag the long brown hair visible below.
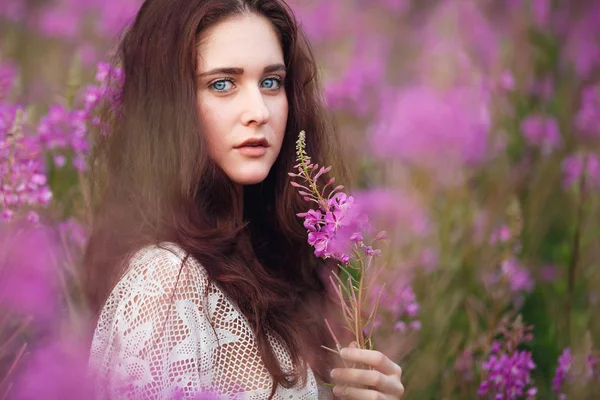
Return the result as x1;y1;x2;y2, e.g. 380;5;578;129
83;0;350;394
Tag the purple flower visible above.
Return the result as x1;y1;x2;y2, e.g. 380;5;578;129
301;188;374;264
584;353;598;381
575;85;600;137
490;225;512;244
552;348;572;395
564;4;600;79
307;230;333;258
11;336;96;399
530;0;551;29
369;85;491;184
324;35;388;116
37;104;90;172
498;70;516;91
303;209;323;232
520;114;562;155
59;217;89;248
352;189;430;240
479;348;537;399
501;258;534;294
36;7;81;39
414;0;503;84
289;0;344;42
1;105;53;220
95;0;146;38
0;224;61;323
371;281;420;334
562;152;600;190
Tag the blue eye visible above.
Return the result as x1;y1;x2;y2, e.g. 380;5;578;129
210;79;234;92
261;77;281;89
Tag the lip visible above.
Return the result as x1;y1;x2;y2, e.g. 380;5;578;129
236;146;268;157
234;137;270;157
234;137;270;149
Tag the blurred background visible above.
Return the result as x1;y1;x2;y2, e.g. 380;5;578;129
1;0;600;398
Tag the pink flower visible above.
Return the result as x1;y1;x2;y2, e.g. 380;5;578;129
501;258;534;293
562;153;600;190
0;224;61;323
575;85;600;137
11;336;95;399
369;85;491;184
520;114;562;155
302;209;323;232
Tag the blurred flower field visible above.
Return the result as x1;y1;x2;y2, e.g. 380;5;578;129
1;0;600;398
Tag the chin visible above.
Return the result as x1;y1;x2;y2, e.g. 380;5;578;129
236;176;268;185
220;159;276;186
228;171;270;186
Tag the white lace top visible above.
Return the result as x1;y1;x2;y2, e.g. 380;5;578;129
88;242;333;399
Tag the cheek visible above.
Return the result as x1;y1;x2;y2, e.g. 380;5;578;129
275;97;289;138
197;96;229;154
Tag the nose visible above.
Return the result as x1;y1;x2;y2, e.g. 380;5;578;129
241;87;270;126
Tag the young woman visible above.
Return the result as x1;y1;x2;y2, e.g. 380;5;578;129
84;0;405;398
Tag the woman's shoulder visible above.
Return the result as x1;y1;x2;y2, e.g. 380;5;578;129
118;241;209;293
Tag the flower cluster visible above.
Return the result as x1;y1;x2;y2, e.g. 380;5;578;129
369;282;420;334
552;348;572;397
520;114;562;155
0;106;52;222
575;85;600;138
37;105;89;171
562;152;600;190
552;347;600;398
500;258;535;294
37;62;123;172
290;130;414;351
369;84;491;185
478;342;537;400
290;131;380;264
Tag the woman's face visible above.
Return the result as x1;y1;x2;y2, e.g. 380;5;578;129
196;14;288;185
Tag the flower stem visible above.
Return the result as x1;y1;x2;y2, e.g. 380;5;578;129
565;168;587;342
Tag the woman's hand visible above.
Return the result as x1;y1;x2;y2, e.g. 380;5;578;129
330;342;404;400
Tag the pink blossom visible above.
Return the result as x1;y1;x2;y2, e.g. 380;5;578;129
575;85;600;137
500;258;534;294
369;85;491;183
563;4;600;79
562;153;600;190
324;35;388;116
0;224;61;323
1;105;53;219
520;114;562;155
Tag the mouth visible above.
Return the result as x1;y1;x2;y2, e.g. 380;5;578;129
234;137;270;157
234;137;270;149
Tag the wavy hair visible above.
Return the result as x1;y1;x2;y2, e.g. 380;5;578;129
83;0;350;395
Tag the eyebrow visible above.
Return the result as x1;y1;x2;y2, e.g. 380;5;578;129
198;63;286;78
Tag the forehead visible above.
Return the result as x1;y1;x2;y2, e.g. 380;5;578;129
197;14;284;71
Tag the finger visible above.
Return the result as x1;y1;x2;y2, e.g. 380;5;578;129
340;348;401;376
331;368;399;394
333;384;387;400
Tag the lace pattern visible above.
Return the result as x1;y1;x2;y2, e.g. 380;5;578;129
88;242;333;399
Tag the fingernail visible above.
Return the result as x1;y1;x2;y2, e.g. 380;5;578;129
330;369;339;378
340;348;348;357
